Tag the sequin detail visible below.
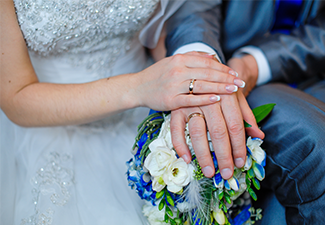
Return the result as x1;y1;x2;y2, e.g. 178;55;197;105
21;152;74;225
14;0;159;75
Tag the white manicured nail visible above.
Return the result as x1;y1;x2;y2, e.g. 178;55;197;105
210;95;221;102
229;70;239;77
234;79;246;88
226;85;238;93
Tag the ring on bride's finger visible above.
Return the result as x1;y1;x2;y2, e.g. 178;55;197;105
186;112;205;123
189;79;196;94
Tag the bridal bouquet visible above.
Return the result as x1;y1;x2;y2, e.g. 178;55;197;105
127;104;275;225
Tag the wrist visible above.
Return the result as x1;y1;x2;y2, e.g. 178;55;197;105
121;73;142;109
241;55;258;78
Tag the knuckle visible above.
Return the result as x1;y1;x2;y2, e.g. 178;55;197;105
171;54;185;65
210;126;228;141
189;127;206;140
228;122;244;135
197;155;213;167
169;67;183;78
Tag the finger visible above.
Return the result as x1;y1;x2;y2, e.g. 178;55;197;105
221;94;246;169
170;54;237;76
182;68;245;87
201;104;234;179
172;94;220;109
237;91;265;139
170;109;192;163
181;80;239;94
187;110;215;178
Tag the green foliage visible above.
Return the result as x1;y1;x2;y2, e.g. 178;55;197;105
248;187;257;201
252;178;260;190
252;103;276;123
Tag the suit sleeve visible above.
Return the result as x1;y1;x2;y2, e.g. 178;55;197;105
164;3;225;63
256;9;325;84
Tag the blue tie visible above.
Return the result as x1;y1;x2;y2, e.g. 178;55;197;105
271;0;304;34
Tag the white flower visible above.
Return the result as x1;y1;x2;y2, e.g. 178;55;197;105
152;177;166;192
185;124;195;156
144;138;177;177
244;155;252;170
163;158;194;193
247;137;266;165
213;208;226;225
142;202;169;225
158;114;173;150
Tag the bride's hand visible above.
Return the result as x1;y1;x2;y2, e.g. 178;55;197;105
134;53;245;111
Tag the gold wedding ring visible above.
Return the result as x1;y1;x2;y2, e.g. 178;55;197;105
186;112;205;123
189;79;196;94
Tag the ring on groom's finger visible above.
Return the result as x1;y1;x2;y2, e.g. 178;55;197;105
189;79;196;94
186;112;205;123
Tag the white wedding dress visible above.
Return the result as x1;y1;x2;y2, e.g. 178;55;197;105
1;0;171;224
0;0;220;224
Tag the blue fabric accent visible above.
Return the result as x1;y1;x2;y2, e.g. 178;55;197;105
271;0;303;34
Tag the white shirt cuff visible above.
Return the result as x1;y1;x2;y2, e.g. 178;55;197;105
173;42;222;63
233;46;272;86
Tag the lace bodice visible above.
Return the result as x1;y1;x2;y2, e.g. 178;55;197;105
14;0;159;72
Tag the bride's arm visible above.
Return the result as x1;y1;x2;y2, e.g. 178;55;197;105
0;0;240;127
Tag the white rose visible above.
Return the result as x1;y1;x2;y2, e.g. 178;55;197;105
142;202;169;225
247;137;266;165
163;158;194;193
144;138;177;177
158;114;173;150
152;177;166;192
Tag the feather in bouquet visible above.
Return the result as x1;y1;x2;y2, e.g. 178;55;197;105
127;104;275;225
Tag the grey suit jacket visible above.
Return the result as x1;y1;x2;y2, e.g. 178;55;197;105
166;0;325;84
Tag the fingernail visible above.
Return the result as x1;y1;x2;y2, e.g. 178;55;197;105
210;95;221;102
234;79;246;88
226;85;238;93
229;70;239;77
235;158;245;168
221;168;232;179
202;166;214;177
182;155;190;163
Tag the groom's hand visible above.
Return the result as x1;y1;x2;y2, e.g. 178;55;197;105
227;55;259;97
170;53;264;180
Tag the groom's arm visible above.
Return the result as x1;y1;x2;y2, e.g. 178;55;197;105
165;4;225;61
234;7;325;86
164;3;264;179
257;10;325;84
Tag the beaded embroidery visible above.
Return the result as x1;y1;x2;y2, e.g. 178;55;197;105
14;0;159;75
21;152;74;225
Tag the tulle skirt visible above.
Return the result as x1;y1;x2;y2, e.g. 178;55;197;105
1;108;150;225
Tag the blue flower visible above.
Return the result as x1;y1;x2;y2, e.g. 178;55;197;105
213;172;224;189
252;162;265;181
212;152;219;169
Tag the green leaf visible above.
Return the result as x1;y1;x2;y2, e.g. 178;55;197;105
156;190;164;199
170;219;177;225
174;218;182;225
164;213;169;223
244;120;252;128
248;187;257;201
218;191;224;200
252;178;261;190
166;206;173;217
166;195;175;207
225;195;232;204
158;199;165;211
252;103;276;123
222;202;228;213
228;190;235;197
247;168;255;179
